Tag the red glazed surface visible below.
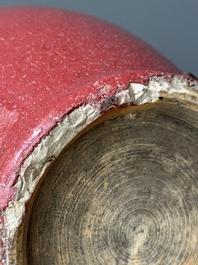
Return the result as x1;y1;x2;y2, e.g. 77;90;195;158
0;7;181;212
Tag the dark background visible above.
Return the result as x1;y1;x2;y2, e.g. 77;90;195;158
1;0;197;76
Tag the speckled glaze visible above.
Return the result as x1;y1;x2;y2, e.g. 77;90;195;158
0;7;181;211
0;7;183;263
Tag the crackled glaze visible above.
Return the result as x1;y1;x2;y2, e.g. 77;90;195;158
0;6;190;265
7;75;198;235
0;7;181;212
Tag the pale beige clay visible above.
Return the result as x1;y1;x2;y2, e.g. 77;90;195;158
3;75;198;264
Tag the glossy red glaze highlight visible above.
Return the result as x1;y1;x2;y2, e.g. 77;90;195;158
0;7;181;211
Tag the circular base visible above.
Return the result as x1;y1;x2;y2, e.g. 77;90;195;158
26;99;198;264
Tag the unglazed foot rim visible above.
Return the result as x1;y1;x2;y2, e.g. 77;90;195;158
3;75;198;264
28;99;198;264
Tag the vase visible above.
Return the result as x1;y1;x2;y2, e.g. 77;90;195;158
0;7;197;265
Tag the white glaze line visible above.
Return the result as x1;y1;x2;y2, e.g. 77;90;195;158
4;75;198;237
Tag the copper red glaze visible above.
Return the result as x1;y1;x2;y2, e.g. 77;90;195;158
0;7;181;211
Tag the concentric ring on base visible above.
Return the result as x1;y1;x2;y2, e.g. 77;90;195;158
26;99;198;265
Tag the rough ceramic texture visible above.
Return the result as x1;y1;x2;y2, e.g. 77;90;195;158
7;75;198;234
0;7;181;210
0;6;190;264
4;76;198;265
27;97;198;265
